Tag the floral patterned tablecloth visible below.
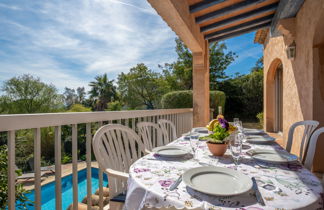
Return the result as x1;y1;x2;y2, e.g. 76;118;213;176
125;135;323;210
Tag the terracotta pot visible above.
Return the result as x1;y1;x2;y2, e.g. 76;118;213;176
206;142;228;156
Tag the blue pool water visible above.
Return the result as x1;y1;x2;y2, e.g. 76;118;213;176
24;168;108;210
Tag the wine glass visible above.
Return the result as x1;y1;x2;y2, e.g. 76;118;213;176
230;134;242;169
237;132;247;144
234;120;243;133
237;132;248;150
190;132;200;161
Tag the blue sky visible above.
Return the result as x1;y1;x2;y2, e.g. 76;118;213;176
0;0;263;93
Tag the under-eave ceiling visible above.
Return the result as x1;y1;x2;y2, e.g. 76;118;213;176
187;0;303;43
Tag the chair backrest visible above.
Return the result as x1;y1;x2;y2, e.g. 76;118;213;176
286;120;319;162
92;124;145;197
304;127;324;170
158;119;177;144
137;122;163;151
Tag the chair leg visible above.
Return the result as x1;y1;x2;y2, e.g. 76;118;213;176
109;201;124;210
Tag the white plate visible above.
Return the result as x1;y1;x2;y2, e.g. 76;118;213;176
248;149;298;164
247;135;275;144
152;146;191;158
244;128;265;135
182;132;191;140
183;166;253;196
192;127;209;134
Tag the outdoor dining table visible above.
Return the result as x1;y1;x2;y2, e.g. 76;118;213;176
125;130;323;210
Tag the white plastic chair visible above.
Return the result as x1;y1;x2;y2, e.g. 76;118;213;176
304;127;324;170
92;124;146;207
137;122;164;152
158;119;177;144
286;120;319;162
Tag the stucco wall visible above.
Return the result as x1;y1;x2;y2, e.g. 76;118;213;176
263;0;324;172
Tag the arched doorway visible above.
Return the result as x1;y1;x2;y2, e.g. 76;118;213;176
265;58;283;133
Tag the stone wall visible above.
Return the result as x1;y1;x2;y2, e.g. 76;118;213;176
263;0;324;172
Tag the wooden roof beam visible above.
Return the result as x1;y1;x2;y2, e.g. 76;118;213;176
189;0;226;13
148;0;205;52
208;22;271;43
196;0;268;24
270;0;304;36
201;2;278;33
205;14;273;39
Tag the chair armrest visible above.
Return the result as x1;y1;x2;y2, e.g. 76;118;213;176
105;168;129;180
145;149;151;155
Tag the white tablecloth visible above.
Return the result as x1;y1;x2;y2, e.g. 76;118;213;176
125;135;323;210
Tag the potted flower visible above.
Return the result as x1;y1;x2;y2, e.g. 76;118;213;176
200;115;237;156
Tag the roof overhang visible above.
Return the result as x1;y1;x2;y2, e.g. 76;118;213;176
148;0;304;51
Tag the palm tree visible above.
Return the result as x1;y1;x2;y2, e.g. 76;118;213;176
88;74;117;111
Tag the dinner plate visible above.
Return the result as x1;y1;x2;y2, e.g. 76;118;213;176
192;127;209;134
152;146;191;158
247;135;276;144
244;128;265;135
182;166;253;196
247;149;298;164
182;132;191;140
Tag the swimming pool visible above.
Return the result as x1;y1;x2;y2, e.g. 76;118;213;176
24;167;108;210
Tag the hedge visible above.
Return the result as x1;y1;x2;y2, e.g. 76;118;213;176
161;90;226;116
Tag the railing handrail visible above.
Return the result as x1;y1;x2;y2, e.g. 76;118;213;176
5;108;193;209
0;108;193;131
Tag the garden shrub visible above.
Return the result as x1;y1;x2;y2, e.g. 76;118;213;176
0;145;33;209
62;154;72;164
210;91;226;116
161;90;225;116
161;90;193;109
256;112;264;127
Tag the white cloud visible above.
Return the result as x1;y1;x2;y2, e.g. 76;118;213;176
231;45;262;65
0;3;21;10
0;0;177;92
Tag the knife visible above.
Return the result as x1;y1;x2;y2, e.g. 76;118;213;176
252;177;265;206
169;174;183;191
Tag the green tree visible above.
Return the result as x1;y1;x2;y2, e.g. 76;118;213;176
67;104;91;112
209;42;236;89
217;57;263;120
89;74;117;111
63;87;87;108
63;87;77;108
118;63;169;109
76;87;86;104
251;56;263;72
0;74;63;114
106;101;123;111
0;145;33;209
160;38;236;90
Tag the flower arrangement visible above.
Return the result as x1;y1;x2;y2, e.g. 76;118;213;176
200;115;237;144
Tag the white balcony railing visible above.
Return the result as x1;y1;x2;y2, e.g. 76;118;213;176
0;108;193;210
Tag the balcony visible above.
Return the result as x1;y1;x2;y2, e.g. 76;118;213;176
1;109;193;209
1;0;324;209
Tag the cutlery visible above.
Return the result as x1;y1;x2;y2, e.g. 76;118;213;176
255;162;275;169
169;174;183;191
199;161;214;167
252;177;265;206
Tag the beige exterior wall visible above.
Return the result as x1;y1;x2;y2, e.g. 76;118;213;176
263;0;324;172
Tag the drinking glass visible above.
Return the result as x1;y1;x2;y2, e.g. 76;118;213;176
190;132;200;160
234;120;243;133
237;132;247;144
233;118;239;124
230;134;242;169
